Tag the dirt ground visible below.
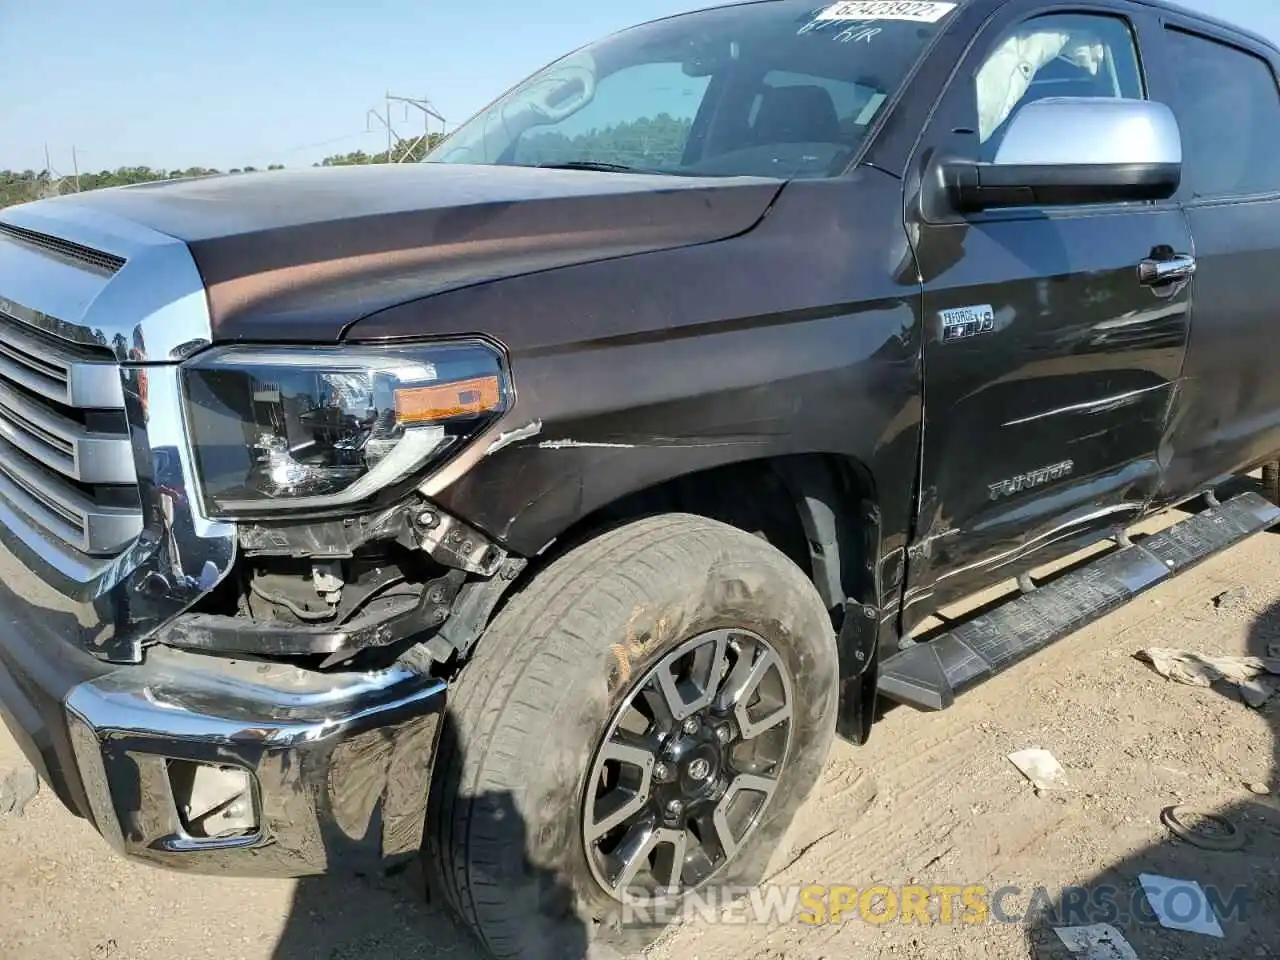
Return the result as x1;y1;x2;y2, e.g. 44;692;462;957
3;507;1280;960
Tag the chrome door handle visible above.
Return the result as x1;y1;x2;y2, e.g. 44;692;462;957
1138;254;1196;287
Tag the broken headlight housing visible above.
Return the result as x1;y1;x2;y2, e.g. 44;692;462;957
181;341;509;517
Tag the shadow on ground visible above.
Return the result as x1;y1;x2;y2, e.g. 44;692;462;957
271;710;591;960
1025;591;1280;959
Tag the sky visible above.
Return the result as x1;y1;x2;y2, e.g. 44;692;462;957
1;0;1276;174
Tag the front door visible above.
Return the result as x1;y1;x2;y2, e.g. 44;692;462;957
901;4;1194;625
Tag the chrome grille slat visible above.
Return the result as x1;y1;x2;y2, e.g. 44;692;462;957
0;435;142;555
0;377;135;483
0;310;125;409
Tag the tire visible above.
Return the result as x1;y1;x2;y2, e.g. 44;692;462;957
423;514;839;960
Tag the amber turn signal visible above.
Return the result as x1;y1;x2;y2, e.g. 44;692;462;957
395;374;503;423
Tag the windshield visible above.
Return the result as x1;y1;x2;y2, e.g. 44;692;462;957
426;1;958;179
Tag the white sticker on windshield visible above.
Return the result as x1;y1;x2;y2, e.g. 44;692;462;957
817;1;958;22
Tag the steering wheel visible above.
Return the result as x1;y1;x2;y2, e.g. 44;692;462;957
524;62;597;123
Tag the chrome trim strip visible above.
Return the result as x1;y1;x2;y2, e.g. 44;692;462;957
0;200;214;362
0;377;134;484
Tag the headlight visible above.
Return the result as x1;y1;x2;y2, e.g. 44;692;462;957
182;341;509;517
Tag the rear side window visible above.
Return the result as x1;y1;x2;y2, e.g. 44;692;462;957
1165;29;1280;200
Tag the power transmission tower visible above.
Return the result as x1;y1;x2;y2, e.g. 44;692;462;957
386;94;447;162
367;93;447;163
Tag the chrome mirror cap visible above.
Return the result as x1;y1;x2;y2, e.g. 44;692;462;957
994;97;1183;168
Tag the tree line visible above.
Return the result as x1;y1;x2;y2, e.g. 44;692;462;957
0;134;447;209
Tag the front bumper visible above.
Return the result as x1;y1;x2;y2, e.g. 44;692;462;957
0;544;445;876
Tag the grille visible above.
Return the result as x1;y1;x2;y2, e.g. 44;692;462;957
0;308;141;556
0;222;126;275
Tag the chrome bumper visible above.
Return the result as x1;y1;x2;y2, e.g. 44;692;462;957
2;633;444;877
67;651;445;876
0;505;444;878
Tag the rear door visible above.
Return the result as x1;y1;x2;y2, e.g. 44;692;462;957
1144;17;1280;503
900;2;1194;625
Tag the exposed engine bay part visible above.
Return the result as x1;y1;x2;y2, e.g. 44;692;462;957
312;561;344;606
166;568;467;668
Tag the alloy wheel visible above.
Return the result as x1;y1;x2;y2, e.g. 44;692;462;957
582;627;795;903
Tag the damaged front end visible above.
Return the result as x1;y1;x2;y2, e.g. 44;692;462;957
154;336;527;673
0;201;529;879
166;499;526;671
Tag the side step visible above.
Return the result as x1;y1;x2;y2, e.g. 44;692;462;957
878;492;1280;711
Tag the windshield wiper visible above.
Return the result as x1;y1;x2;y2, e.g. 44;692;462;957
533;160;653;174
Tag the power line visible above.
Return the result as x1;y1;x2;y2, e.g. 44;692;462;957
227;130;378;172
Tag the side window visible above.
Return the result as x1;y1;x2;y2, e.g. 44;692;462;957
1164;29;1280;200
974;14;1144;157
512;62;711;168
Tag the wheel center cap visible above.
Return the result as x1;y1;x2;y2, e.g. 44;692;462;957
687;757;712;782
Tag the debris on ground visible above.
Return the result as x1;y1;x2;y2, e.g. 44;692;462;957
1246;781;1272;796
1135;647;1280;706
1138;873;1225;938
1053;923;1138;959
1211;586;1248;612
0;765;39;819
1008;748;1068;792
1159;805;1245;851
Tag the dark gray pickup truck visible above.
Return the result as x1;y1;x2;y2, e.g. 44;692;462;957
3;0;1280;956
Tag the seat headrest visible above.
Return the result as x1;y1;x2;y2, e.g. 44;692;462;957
753;85;841;144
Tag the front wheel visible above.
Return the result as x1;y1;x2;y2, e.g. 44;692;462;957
424;514;839;960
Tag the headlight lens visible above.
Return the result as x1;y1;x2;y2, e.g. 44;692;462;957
182;342;509;517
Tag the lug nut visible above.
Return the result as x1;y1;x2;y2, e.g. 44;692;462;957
682;717;699;735
653;761;671;781
665;799;684;817
715;725;733;744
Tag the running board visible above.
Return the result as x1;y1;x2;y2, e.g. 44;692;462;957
878;492;1280;711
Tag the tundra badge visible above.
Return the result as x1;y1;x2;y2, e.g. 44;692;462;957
989;460;1075;501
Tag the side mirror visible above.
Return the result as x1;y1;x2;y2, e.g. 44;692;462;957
943;98;1183;212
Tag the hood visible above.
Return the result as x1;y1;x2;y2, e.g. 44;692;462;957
36;163;784;343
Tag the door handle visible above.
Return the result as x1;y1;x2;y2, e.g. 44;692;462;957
1138;254;1196;287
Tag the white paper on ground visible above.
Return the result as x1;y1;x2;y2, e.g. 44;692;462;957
817;1;958;23
1138;874;1225;938
1054;924;1138;960
1008;747;1068;790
